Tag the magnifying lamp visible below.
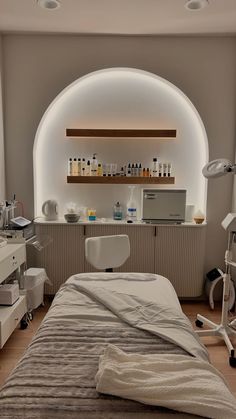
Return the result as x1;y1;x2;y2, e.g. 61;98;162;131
202;158;236;178
196;157;236;367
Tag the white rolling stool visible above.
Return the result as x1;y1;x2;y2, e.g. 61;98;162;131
85;234;130;271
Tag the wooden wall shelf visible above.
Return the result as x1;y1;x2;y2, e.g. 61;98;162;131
67;176;175;184
66;129;176;138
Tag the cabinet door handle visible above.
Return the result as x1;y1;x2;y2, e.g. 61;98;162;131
83;225;86;236
154;226;157;236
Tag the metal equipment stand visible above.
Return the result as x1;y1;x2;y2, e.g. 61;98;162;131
195;231;236;367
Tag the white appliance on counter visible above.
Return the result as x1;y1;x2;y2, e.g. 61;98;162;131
142;189;186;224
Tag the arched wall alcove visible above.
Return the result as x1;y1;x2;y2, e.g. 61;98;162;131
33;68;209;219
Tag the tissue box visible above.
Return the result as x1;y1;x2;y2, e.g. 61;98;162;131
0;283;19;305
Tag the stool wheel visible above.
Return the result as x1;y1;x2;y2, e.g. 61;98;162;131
229;356;236;368
195;319;203;328
20;319;28;330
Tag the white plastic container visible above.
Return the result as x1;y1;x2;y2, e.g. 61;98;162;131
127;185;137;221
21;268;48;311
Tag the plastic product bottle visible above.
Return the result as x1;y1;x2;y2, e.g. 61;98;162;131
138;163;142;177
126;186;137;222
81;158;86;176
91;153;98;176
77;158;81;176
167;162;172;177
86;160;91;176
97;163;103;176
113;202;123;220
72;158;78;176
152;158;158;177
68;158;73;176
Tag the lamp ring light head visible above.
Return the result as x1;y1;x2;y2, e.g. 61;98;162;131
202;158;236;178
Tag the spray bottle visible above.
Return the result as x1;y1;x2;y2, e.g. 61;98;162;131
126;185;137;222
91;153;98;176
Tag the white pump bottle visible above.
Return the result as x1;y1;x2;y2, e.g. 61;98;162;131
127;186;137;221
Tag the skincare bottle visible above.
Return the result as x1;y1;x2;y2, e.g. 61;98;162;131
138;163;142;177
143;168;146;177
127;185;137;222
158;162;163;177
120;167;125;176
163;163;168;177
167;162;172;177
91;153;98;176
126;167;131;177
81;158;86;176
152;158;158;177
97;163;103;176
77;158;81;176
68;158;73;176
113;202;123;220
72;158;78;176
86;160;91;176
146;168;150;177
131;163;135;176
127;163;131;176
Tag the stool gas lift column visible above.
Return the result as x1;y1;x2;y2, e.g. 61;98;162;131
196;213;236;367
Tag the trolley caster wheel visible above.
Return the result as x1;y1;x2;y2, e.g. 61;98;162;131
20;319;28;330
195;319;203;328
28;311;34;321
229;356;236;368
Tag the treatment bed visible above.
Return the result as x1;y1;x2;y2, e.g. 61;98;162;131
0;272;236;419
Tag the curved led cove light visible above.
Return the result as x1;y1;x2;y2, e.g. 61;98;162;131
203;159;236;178
185;0;209;11
33;68;209;217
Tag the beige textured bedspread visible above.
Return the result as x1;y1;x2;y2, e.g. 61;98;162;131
0;275;227;419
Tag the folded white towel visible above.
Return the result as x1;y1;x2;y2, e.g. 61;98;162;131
95;345;236;419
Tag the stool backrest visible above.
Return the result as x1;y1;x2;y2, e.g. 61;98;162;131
85;234;130;270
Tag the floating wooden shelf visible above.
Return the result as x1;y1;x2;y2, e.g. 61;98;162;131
66;128;176;138
67;176;175;184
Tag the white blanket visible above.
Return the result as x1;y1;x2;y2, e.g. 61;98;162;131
72;278;209;361
95;344;236;419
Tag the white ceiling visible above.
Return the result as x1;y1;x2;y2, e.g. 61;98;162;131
0;0;236;36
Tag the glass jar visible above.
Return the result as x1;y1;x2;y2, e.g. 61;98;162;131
113;202;123;220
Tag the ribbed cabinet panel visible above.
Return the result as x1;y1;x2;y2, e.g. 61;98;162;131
35;224;85;294
85;225;155;273
34;223;206;297
155;226;206;297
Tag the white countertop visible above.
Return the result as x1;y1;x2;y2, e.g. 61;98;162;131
34;217;206;227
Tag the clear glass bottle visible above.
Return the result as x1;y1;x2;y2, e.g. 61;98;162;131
113;202;123;220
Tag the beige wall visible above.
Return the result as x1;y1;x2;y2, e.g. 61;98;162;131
2;34;236;272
